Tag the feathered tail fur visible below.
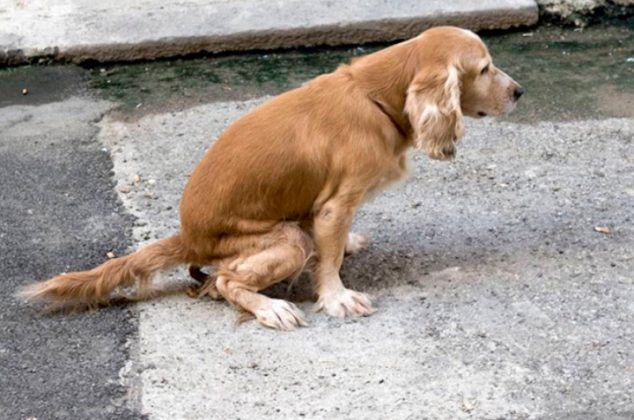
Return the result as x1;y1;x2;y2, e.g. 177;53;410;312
17;234;188;308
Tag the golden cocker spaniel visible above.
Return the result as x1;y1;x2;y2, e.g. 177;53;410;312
20;26;524;330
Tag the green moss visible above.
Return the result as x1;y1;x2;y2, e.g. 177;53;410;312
86;46;375;111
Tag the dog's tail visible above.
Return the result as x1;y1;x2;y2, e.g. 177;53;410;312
17;234;189;308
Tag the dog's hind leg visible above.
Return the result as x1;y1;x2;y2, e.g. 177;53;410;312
215;222;313;330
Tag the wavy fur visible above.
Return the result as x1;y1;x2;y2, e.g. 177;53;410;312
17;235;188;308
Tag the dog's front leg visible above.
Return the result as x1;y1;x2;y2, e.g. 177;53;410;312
312;193;375;318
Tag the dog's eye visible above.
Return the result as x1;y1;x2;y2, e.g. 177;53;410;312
480;64;490;75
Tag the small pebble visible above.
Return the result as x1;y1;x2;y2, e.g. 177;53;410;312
594;226;610;234
462;399;476;413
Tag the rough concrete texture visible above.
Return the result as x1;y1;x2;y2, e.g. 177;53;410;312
0;98;139;419
537;0;633;21
0;0;538;65
99;99;633;419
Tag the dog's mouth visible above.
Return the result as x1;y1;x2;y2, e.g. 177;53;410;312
504;100;518;116
477;111;487;117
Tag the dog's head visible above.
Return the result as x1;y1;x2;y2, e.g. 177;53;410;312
405;27;523;160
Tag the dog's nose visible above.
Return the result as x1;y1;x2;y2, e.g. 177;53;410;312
514;87;525;100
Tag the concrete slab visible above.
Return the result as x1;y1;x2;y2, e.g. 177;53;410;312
0;0;538;65
99;99;633;419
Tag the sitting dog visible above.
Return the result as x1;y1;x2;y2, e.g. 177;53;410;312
20;26;523;330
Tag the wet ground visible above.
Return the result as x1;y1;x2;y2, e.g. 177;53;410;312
9;20;634;121
97;21;633;122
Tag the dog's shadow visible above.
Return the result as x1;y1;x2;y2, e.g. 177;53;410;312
263;244;495;302
262;215;592;303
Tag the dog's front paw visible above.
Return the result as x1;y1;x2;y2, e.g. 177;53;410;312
345;232;369;255
315;288;375;318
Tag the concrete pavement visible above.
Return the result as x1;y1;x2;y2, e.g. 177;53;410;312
0;0;538;65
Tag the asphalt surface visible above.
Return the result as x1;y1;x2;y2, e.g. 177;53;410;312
0;93;139;418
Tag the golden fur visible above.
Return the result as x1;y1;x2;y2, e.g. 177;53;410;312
19;27;523;330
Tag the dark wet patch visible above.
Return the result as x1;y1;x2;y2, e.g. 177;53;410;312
1;20;632;122
85;46;371;118
486;19;633;123
0;65;88;108
86;20;633;123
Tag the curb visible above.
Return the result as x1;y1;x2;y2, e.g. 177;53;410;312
0;1;538;66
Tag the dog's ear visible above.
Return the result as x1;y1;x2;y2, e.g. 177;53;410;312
405;65;464;160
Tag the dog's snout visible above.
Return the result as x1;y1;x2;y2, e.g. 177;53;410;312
513;86;525;100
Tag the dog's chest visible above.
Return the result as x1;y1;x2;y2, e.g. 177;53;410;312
364;153;409;201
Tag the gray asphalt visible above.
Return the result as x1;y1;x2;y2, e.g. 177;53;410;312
0;76;140;419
